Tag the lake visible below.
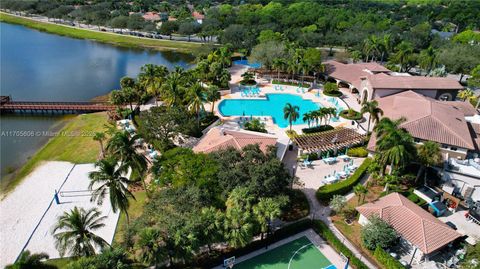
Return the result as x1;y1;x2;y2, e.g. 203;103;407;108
0;22;194;184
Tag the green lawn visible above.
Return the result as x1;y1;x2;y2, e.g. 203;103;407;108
45;257;72;269
0;12;202;52
235;236;334;269
113;190;148;244
2;112;108;195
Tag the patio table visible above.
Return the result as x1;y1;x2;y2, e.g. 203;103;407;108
323;157;337;164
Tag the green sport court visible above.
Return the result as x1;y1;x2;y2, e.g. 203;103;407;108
234;236;337;269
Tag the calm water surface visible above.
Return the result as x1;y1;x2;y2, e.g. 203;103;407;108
0;22;194;183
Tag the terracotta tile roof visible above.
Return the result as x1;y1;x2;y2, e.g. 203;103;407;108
468;123;480;151
368;75;463;90
377;91;475;149
192;11;204;20
356;193;461;254
448;101;478;116
324;61;390;88
324;60;463;91
193;128;277;154
142;12;160;21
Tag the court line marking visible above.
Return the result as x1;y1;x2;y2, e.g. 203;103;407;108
287;243;313;269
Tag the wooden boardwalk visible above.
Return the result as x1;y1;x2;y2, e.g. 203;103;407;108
0;96;115;113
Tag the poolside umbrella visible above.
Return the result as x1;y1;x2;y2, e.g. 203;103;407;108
250;115;253;120
243;111;245;116
326;151;330;158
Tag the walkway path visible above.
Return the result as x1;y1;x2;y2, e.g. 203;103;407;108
282;148;377;269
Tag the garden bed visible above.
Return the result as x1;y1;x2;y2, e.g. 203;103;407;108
323;90;343;97
301;125;334;134
339;109;363;120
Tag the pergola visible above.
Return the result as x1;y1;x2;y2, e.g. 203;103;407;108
293;128;366;154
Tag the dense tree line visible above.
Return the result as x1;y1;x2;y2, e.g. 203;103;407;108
2;0;479;49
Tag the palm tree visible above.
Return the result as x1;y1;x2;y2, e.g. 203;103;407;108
106;131;148;193
363;35;381;62
283;103;300;131
253;197;285;240
93;132;106;158
419;46;438;76
379;34;392;63
375;117;416;174
223;206;253;248
351;51;362;63
161;72;184;107
136;228;165;267
361;100;384;133
353;184;368;204
6;250;54;269
88;157;135;219
417;141;442;185
303;112;313;128
205;85;221;113
272;58;287;81
186;83;207;128
52;207;108;257
139;64;168;102
458;89;475;101
393;41;414;72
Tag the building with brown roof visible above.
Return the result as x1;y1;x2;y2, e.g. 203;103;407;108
142;12;161;21
323;60;463;102
367;90;479;159
357;193;462;262
193;127;278;156
192;11;204;24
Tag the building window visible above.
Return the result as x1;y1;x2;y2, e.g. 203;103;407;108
450;147;457;151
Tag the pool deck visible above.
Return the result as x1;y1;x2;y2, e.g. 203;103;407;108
211;229;349;269
207;82;358;136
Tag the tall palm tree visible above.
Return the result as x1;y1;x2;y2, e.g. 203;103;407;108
393;41;414;72
89;157;135;219
93;132;106;158
417;141;442;185
351;51;362;63
161;72;184;106
419;46;438;76
375;118;416;174
272;58;287;81
302;112;313;128
52;207;108;257
205;85;221;113
363;35;380;62
283;103;300;131
353;184;368;204
361;100;384;133
223;206;253;248
139;64;168;102
187;83;207;128
6;250;54;269
379;34;392;63
106;131;148;193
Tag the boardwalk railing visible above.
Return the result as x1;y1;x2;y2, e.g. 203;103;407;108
0;97;116;113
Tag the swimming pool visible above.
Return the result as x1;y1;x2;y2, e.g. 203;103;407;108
233;59;262;68
218;93;321;128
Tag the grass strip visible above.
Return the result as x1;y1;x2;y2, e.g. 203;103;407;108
2;112;108;196
0;12;202;53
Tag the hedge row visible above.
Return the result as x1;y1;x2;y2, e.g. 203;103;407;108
313;221;369;269
302;125;334;134
191;219;312;268
373;246;405;269
347;147;368;157
316;158;372;201
272;80;310;88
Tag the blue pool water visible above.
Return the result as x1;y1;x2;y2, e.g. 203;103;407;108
218;94;321;128
233;59;262;68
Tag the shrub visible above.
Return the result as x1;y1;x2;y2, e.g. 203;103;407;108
347;147;368;157
323;90;343;97
373;246;405;269
313;221;370;269
361;216;397;250
302;125;334;134
329;195;347;213
244;118;267;133
339;109;362;120
316;158;372;202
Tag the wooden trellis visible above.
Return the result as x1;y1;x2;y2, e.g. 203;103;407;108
293;128;366;153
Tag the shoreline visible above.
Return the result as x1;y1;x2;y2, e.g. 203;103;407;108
1;112;108;198
0;12;204;53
